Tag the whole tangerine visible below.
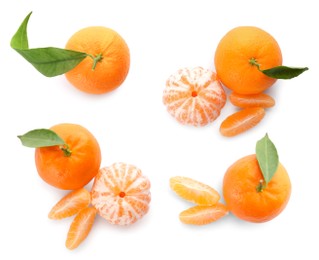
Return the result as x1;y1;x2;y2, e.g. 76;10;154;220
214;26;282;94
35;123;101;190
65;26;130;94
223;154;291;223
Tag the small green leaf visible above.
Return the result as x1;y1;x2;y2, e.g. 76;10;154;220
10;12;88;77
255;134;279;186
10;11;31;49
261;66;309;79
18;129;65;148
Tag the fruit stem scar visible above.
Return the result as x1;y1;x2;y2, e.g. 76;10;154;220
249;58;261;70
60;144;72;157
119;191;126;198
88;53;103;71
256;179;266;193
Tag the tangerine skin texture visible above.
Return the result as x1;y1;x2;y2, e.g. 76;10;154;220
35;124;101;190
65;26;130;94
214;26;282;94
223;154;291;223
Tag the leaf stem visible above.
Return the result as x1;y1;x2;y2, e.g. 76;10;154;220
249;58;261;70
60;144;72;157
88;53;103;70
256;179;266;193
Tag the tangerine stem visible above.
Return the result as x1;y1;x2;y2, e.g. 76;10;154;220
249;58;261;70
256;179;266;193
88;53;103;71
60;144;72;157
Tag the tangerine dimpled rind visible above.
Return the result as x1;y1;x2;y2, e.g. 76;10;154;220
214;26;282;94
35;123;101;190
91;162;151;226
65;26;130;94
223;154;291;223
163;67;226;126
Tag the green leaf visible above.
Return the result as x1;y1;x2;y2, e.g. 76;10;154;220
14;48;88;77
261;66;309;79
18;129;65;148
10;12;88;77
10;11;31;49
255;134;279;186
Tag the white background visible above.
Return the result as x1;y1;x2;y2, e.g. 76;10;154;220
1;0;318;259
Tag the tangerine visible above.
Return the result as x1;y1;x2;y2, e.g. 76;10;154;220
35;123;101;190
223;154;291;222
163;67;226;126
91;162;151;225
65;26;130;94
214;26;282;94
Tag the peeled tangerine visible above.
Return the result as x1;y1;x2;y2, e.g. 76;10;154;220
91;162;151;226
163;67;226;126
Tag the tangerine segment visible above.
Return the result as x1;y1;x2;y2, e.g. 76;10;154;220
170;176;220;206
91;163;151;226
223;154;291;223
229;92;275;108
163;67;226;126
179;204;228;225
65;207;97;250
49;188;91;220
220;107;265;137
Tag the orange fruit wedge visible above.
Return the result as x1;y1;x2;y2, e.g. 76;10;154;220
179;204;228;225
169;176;220;206
229;92;275;108
220;107;265;137
48;188;91;220
65;207;97;250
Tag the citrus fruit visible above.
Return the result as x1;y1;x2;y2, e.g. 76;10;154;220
66;207;97;250
169;176;220;205
220;107;265;137
65;26;130;94
48;188;91;219
229;92;275;108
214;26;282;94
35;123;101;190
179;204;228;225
91;162;151;225
163;67;226;126
223;154;291;223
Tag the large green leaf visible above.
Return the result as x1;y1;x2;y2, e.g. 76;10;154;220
18;129;65;148
10;12;88;77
